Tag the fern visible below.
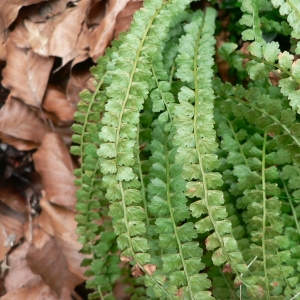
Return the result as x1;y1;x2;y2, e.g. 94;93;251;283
71;1;300;299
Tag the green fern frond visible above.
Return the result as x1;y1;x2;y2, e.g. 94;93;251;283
174;7;247;288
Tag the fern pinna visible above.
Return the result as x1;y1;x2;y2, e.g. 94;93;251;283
71;0;300;299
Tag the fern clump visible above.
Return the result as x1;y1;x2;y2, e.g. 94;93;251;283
72;0;300;299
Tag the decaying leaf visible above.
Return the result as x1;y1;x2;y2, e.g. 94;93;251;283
1;283;59;300
0;96;50;150
33;133;76;208
4;242;43;292
114;0;143;38
42;85;76;124
38;194;87;279
24;0;90;67
144;264;156;275
26;226;83;298
2;42;54;108
89;0;131;62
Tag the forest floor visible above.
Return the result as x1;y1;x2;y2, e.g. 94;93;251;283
0;1;143;299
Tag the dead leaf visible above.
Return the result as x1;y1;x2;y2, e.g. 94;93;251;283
0;213;24;251
132;264;143;277
39;194;87;279
87;0;106;28
114;0;143;38
2;42;54;107
222;263;233;274
0;221;8;262
25;0;75;23
269;70;282;86
66;60;91;103
33;133;76;208
26;226;83;298
144;264;156;275
120;256;133;263
89;0;131;62
0;96;50;150
4;242;43;292
1;283;59;300
42;85;76;124
0;0;45;33
24;0;90;67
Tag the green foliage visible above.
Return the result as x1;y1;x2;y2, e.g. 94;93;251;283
72;0;300;299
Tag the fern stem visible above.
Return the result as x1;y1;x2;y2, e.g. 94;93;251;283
281;176;300;237
164;136;195;300
239;52;300;86
226;118;251;170
114;2;170;169
261;131;270;299
169;64;175;84
192;12;241;278
137;123;150;227
217;92;300;148
151;64;173;122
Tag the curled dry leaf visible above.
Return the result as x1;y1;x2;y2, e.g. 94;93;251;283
4;242;43;292
0;221;8;262
24;0;90;67
89;0;131;62
25;0;76;23
38;194;87;279
26;226;83;298
33;133;76;208
42;85;76;124
0;0;45;34
114;0;143;38
2;42;54;107
144;264;156;275
0;96;50;150
132;264;143;277
0;213;24;257
1;283;59;300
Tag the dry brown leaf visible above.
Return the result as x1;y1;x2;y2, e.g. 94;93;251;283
0;133;40;151
89;0;131;62
66;61;91;103
0;96;50;150
24;0;90;67
38;207;55;237
4;242;43;292
114;0;143;38
132;264;143;277
0;213;24;251
88;0;107;28
26;226;83;298
0;221;8;262
42;85;76;124
39;195;87;279
33;133;76;208
144;264;156;275
2;41;54;107
1;283;59;300
25;0;76;23
0;0;45;32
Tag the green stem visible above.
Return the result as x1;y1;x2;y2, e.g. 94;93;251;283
217;92;300;149
226;118;251;170
281;176;300;237
164;135;195;300
262;132;270;299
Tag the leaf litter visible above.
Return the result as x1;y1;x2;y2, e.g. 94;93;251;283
0;0;143;298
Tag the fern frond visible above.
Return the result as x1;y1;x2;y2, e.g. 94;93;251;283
271;0;300;53
147;123;211;299
174;6;247;288
71;40;123;299
97;0;193;291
